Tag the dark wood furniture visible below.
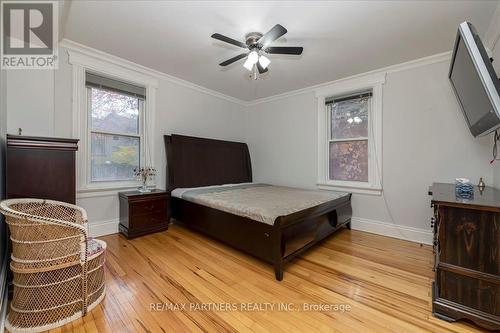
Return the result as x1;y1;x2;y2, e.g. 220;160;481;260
6;134;78;204
429;182;500;330
165;134;352;281
119;189;169;238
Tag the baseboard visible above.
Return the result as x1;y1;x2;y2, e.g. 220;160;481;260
88;218;119;237
0;245;9;333
86;216;432;244
350;217;433;245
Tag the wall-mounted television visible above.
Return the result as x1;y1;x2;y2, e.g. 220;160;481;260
449;21;500;137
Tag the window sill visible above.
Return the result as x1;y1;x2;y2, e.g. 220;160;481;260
317;182;382;196
77;184;157;199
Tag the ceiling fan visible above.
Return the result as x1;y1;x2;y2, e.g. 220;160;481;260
211;24;303;79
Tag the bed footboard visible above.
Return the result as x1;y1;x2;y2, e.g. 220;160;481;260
172;195;352;281
272;196;352;281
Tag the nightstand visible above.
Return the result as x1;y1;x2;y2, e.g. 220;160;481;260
118;189;170;238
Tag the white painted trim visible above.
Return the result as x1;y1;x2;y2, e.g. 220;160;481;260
77;186;160;198
60;39;247;106
247;51;451;106
86;216;433;244
67;46;157;194
77;188;133;199
61;39;452;106
67;48;159;88
350;217;433;245
317;73;385;194
314;72;386;98
88;218;119;237
318;184;382;196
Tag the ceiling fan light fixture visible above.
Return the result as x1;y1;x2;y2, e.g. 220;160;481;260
247;51;259;64
243;57;254;71
212;24;303;77
258;55;271;69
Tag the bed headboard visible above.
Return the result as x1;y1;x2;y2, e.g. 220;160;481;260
164;134;252;192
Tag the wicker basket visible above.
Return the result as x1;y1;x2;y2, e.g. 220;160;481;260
0;199;106;333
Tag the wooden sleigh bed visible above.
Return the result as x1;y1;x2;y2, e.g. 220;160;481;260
164;134;352;280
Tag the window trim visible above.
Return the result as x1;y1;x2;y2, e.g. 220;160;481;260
68;49;159;194
316;73;385;195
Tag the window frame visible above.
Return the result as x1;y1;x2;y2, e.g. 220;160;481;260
86;86;145;185
316;73;385;195
68;48;159;195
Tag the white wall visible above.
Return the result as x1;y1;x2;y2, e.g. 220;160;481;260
490;40;500;189
4;50;73;138
4;47;246;236
6;70;55;136
246;59;493;243
1;70;7;197
0;60;9;324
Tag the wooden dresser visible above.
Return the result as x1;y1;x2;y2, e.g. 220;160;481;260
429;183;499;330
6;135;79;203
119;190;169;238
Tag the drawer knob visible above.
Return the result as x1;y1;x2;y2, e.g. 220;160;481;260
431;216;438;229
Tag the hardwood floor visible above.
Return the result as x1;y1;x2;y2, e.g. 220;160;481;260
42;224;487;333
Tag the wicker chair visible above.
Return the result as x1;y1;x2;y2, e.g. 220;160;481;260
0;198;106;333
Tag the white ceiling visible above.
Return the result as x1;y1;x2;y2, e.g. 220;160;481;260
63;1;498;102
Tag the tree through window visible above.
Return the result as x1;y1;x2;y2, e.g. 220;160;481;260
87;83;144;182
327;92;371;182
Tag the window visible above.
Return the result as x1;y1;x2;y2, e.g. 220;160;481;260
316;73;384;195
86;73;145;184
327;92;371;182
68;47;158;195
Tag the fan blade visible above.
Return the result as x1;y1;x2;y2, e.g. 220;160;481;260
265;46;303;55
258;24;287;48
219;53;248;66
211;33;247;48
256;62;268;74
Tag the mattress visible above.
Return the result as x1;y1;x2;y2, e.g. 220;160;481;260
171;183;349;225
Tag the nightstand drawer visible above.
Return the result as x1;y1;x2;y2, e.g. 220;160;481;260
131;212;167;229
131;199;166;215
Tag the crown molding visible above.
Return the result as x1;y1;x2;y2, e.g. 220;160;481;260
66;48;160;88
314;71;386;98
59;39;452;107
246;51;451;106
484;2;500;53
59;39;248;106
